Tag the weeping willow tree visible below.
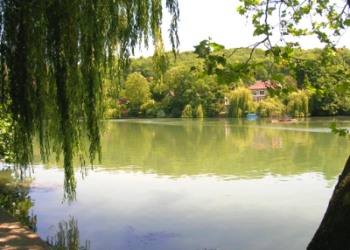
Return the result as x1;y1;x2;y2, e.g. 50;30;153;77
195;105;204;118
181;104;193;118
0;0;179;202
256;97;286;117
227;87;254;117
286;91;310;117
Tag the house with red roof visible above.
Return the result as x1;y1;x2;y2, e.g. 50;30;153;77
248;80;273;102
224;80;279;110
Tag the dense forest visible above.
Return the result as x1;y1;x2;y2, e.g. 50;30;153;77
107;47;350;119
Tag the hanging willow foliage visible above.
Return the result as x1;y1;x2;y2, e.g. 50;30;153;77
286;91;310;117
195;105;204;118
181;104;193;118
257;97;286;117
0;0;179;202
227;87;254;117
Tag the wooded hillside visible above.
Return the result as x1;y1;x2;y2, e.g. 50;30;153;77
107;47;350;118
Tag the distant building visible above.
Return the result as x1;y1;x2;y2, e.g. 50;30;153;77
224;80;279;109
248;80;273;102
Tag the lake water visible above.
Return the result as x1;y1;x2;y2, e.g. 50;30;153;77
2;117;350;250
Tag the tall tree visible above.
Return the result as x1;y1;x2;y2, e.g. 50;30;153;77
163;66;200;111
124;72;151;108
0;0;179;202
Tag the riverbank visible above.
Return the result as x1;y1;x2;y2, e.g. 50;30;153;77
0;206;52;250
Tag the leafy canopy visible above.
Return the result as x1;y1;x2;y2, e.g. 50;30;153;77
0;0;179;202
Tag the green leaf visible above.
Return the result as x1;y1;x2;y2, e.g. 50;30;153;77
330;122;348;137
237;5;245;15
253;25;267;36
193;40;210;59
283;47;294;57
208;43;225;51
330;122;337;130
286;87;298;93
271;74;284;82
267;87;279;97
216;56;226;66
252;62;264;69
208;55;216;63
272;47;282;56
344;19;350;26
335;83;349;93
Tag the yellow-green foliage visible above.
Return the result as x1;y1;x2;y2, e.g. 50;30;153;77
0;104;13;162
257;97;286;117
182;104;193;118
140;100;155;114
286;91;309;117
106;99;122;119
107;108;122;119
125;72;150;106
140;100;160;118
195;105;204;118
227;87;254;117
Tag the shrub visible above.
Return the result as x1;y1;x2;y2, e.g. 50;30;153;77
140;100;165;118
157;109;166;118
128;107;140;117
207;102;224;117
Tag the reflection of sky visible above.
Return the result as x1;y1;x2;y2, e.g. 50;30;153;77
30;167;334;250
120;226;180;250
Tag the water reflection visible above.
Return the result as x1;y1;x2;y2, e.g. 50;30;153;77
98;118;350;181
47;216;90;250
31;117;350;201
0;165;37;231
27;117;350;249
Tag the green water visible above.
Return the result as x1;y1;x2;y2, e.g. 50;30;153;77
2;117;350;250
100;117;348;180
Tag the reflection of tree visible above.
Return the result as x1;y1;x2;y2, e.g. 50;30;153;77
47;216;90;250
100;118;350;180
0;167;37;232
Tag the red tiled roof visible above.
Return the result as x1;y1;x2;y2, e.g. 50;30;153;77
248;80;272;90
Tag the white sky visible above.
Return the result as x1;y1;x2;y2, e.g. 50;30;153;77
133;0;350;58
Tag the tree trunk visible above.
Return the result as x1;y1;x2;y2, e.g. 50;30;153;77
308;155;350;249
